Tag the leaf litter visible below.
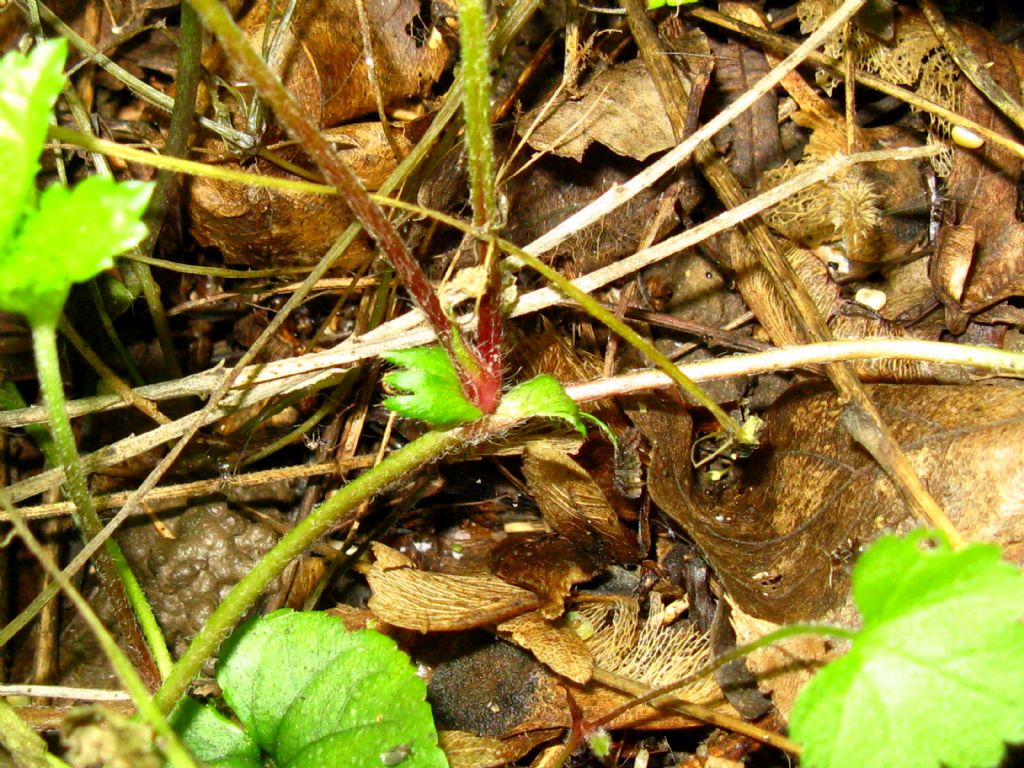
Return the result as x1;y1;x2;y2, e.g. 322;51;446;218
2;0;1024;766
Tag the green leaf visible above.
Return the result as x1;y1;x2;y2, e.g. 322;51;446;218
0;177;153;325
790;530;1024;768
382;346;483;427
212;610;447;768
496;374;586;435
647;0;699;8
0;39;67;251
171;697;261;768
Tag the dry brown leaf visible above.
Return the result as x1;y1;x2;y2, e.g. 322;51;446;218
367;544;538;631
729;599;840;724
188;122;409;266
519;60;676;162
207;0;448;130
635;383;1024;623
501;157;688;274
798;2;1024;330
710;4;783;188
189;0;447;265
438;730;561;768
931;23;1024;330
497;610;593;684
522;442;638;564
492;533;604;619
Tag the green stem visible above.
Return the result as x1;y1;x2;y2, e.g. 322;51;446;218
31;323;173;681
0;696;58;768
500;245;747;441
0;490;197;768
153;426;466;713
458;0;503;413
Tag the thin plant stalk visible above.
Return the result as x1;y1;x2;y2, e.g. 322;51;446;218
153;425;469;713
499;242;747;440
183;0;496;410
459;0;503;410
31;323;172;682
0;490;197;768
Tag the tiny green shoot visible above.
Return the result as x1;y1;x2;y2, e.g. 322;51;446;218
173;610;447;768
383;345;591;436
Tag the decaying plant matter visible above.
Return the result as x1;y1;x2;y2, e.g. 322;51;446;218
2;0;1024;767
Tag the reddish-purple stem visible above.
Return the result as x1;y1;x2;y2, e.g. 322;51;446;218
186;0;494;410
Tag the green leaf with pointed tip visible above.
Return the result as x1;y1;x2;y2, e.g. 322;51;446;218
382;345;483;427
171;697;261;768
790;530;1024;768
209;610;447;768
497;374;586;435
0;40;67;251
0;177;153;326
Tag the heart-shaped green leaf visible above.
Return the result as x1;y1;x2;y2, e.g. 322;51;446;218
180;610;447;768
790;530;1024;768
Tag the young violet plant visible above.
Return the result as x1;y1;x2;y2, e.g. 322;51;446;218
0;40;170;677
173;610;447;768
789;530;1024;768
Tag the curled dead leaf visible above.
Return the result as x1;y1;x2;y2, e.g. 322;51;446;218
189;0;448;265
522;442;638;565
188;122;410;266
497;610;593;685
367;543;538;631
635;384;1024;624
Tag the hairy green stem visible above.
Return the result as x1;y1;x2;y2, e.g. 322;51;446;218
458;0;503;411
0;696;60;768
0;491;197;768
31;323;172;682
153;426;466;713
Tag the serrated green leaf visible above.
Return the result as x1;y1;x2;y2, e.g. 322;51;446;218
0;177;152;325
171;697;261;768
790;530;1024;768
496;374;586;435
382;346;483;427
213;610;447;768
0;39;67;251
